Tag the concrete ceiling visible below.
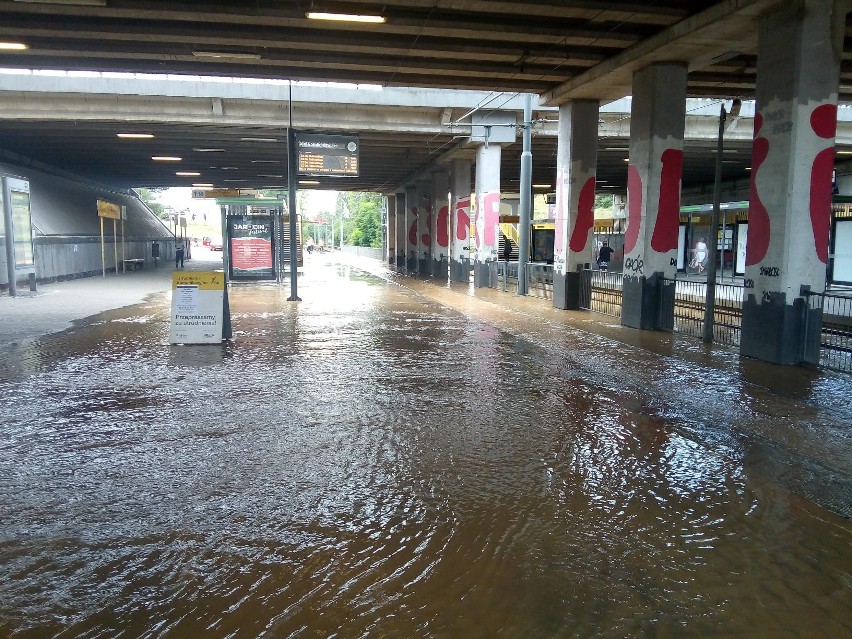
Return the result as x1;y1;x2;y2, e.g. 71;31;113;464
0;0;849;194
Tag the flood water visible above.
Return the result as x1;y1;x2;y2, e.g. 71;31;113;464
1;257;850;638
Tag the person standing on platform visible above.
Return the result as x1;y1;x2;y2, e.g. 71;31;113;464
175;241;185;269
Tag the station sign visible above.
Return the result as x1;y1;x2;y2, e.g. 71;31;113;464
297;133;359;177
192;188;241;199
97;199;121;219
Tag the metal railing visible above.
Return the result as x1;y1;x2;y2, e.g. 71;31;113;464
580;269;624;317
660;277;744;346
804;291;852;372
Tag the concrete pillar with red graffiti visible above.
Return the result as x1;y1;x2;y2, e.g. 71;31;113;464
473;143;502;288
404;184;418;273
621;62;687;330
449;158;473;283
395;192;406;268
553;100;600;310
431;168;450;279
386;193;396;266
417;179;432;277
741;0;843;365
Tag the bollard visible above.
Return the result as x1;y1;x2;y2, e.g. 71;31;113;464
28;272;37;293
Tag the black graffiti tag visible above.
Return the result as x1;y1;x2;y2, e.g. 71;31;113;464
625;256;644;276
759;266;780;277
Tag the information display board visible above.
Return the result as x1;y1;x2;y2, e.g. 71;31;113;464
228;215;275;279
297;133;359;176
169;271;225;344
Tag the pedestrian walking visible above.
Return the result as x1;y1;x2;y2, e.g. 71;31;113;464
175;242;185;268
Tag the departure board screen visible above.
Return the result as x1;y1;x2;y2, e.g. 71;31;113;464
297;133;359;176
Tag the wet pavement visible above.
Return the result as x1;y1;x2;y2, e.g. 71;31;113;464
1;250;850;638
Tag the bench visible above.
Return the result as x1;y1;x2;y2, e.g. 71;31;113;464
123;258;145;271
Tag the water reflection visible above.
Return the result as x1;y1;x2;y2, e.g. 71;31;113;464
0;257;849;638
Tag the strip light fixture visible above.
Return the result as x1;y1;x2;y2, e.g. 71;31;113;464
0;43;28;50
306;11;386;23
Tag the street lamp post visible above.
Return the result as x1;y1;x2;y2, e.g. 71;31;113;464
703;98;741;343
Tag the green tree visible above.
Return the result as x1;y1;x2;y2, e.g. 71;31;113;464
594;194;614;210
337;191;383;248
136;187;167;219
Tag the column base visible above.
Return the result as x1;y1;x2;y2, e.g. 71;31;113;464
396;253;405;268
418;257;431;277
621;273;663;330
406;254;417;273
450;259;471;283
741;292;817;365
431;257;448;279
553;271;583;310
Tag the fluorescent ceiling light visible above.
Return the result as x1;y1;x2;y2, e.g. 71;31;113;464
192;183;214;188
837;150;852;155
223;179;247;182
117;133;154;139
532;184;551;189
14;0;106;5
259;174;284;178
240;137;278;143
306;11;386;23
192;51;261;60
176;171;201;176
0;43;28;50
251;160;279;163
299;180;320;185
152;156;182;161
193;147;226;152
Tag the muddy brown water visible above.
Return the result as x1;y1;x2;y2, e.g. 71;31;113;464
1;258;850;638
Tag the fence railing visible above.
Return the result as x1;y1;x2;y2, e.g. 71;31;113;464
804;291;852;372
661;278;744;346
579;269;624;317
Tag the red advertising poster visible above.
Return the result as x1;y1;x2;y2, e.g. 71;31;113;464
228;215;275;279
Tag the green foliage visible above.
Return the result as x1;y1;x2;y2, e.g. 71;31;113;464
337;192;384;248
594;194;614;210
136;188;167;219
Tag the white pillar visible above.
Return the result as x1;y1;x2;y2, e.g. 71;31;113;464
622;62;687;330
473;143;502;288
553;100;600;310
449;158;473;283
431;168;450;278
741;0;845;364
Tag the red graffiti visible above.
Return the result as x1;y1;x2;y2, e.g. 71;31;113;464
810;104;837;264
408;207;418;246
624;164;642;254
436;204;449;247
483;192;500;246
569;176;596;252
455;197;470;241
746;113;770;266
651;148;683;253
811;104;837;139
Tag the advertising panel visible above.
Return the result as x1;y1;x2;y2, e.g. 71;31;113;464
169;271;225;344
228;215;275;279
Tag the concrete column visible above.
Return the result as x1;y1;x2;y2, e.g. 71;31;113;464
553;100;600;310
449;158;473;282
473;143;502;288
741;0;844;365
404;185;418;273
386;193;396;265
431;169;450;279
417;179;432;276
622;62;687;330
395;192;406;268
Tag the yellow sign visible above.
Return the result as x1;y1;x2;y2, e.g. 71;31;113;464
173;271;224;291
192;189;241;199
97;200;121;219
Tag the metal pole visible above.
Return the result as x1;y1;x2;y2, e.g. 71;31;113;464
287;80;301;301
517;93;533;296
703;104;726;343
